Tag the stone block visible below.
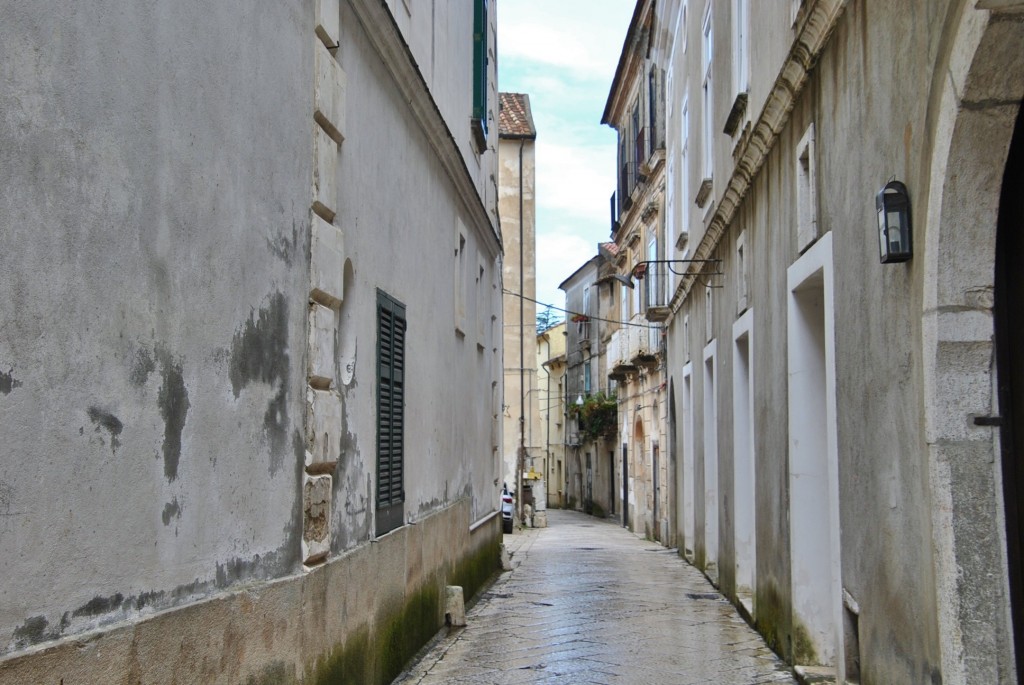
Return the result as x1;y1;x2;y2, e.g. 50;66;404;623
306;387;342;471
307;302;337;386
302;473;332;565
314;39;346;145
310;215;344;309
445;585;466;627
312;126;337;223
314;0;339;50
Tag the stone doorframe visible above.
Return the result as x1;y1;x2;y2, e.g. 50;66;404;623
922;3;1024;683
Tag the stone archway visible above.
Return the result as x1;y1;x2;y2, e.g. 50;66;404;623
921;5;1024;683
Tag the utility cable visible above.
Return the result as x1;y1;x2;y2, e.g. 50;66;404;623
501;289;664;330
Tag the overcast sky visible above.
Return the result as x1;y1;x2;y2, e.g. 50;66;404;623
497;0;635;318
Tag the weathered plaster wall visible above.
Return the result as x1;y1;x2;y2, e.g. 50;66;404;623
0;0;311;654
499;136;539;492
0;0;503;676
336;3;502;530
661;0;1024;680
385;0;499;215
0;500;500;685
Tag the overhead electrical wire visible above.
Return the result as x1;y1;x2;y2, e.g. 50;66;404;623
501;288;664;330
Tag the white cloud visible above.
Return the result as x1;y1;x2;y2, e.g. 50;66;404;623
534;232;597;313
535;141;617;225
497;0;635;321
498;1;631;79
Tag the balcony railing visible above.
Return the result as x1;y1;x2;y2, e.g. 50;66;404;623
607;323;659;379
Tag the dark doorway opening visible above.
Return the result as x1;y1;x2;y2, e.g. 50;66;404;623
622;444;629;528
996;103;1024;680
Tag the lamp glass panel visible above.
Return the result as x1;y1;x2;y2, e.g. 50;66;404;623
887;209;904;252
878;208;888;258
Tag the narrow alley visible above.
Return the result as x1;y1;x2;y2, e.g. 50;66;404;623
395;511;796;685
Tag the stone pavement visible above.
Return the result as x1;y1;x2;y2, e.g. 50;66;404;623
394;509;797;685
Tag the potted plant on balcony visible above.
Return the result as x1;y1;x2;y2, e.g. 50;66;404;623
568;392;619;442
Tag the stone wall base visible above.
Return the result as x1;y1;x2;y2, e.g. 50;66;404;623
0;500;501;685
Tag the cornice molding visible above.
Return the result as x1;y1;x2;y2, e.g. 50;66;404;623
349;0;502;257
667;0;849;320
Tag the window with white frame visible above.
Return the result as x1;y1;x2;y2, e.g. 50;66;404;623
620;277;629;322
732;0;749;98
667;155;676;261
681;1;688;54
705;284;713;341
581;285;592;341
737;229;749;313
679;94;690;253
701;5;713;181
796;124;817;253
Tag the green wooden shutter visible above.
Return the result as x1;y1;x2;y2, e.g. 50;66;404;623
472;0;488;127
376;289;406;535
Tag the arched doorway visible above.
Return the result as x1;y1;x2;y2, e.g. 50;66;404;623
996;103;1024;681
633;415;645;535
922;6;1024;682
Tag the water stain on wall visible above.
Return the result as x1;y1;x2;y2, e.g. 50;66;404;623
229;292;291;476
158;354;190;482
73;593;125;618
87;407;124;454
162;497;182;525
11;616;52;649
265;220;301;267
0;368;22;395
130;347;156;387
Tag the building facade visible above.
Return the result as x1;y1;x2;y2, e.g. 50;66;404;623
0;1;503;683
536;322;568;510
621;0;1024;682
603;7;673;544
560;257;619;519
498;92;544;516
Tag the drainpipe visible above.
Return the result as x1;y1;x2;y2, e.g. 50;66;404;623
543;333;552;508
517;138;526;526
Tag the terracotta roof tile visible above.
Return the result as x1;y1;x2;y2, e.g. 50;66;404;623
601;241;619;256
498;92;537;139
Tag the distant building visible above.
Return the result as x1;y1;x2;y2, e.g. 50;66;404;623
536;321;567;510
603;5;672;543
560;256;618;519
498;92;544;517
0;1;503;682
610;0;1024;682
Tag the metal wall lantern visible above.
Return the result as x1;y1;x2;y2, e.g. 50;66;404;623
877;180;912;263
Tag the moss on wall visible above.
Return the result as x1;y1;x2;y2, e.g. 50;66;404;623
310;522;501;685
451;526;501;604
755;581;790;662
310;626;371;685
310;584;442;685
246;661;298;685
790;619;817;666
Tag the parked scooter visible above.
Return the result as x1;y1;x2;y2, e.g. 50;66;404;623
500;483;514;534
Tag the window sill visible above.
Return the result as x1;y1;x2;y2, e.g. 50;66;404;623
695;178;713;208
471;118;487;154
723;92;748;137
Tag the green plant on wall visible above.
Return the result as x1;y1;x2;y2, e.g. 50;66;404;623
568;392;618;442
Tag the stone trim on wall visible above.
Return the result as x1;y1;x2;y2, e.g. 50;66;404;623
667;0;848;319
303;2;349;570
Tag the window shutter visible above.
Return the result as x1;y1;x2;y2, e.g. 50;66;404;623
376;290;406;535
472;0;488;126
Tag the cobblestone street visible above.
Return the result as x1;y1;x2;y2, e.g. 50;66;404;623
395;510;797;685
